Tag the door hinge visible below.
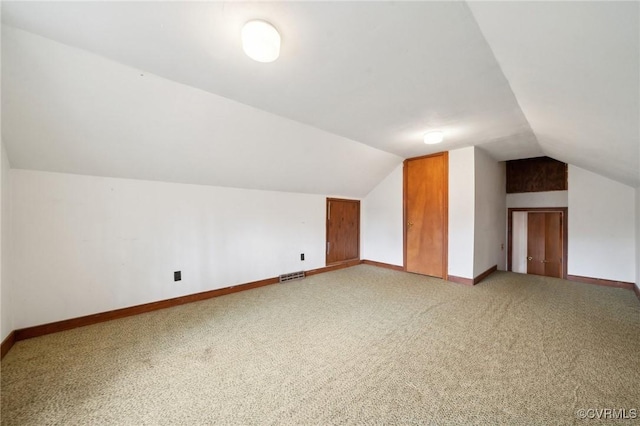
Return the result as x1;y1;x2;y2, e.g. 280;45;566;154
326;242;330;255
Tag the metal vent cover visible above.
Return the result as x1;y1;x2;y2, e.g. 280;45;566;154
279;271;305;283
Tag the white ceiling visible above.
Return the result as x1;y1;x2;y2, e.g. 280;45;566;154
1;1;638;194
468;1;639;187
2;26;400;197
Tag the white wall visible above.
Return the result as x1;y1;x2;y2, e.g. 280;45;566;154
368;146;586;282
362;165;403;266
506;191;568;208
473;148;506;275
568;165;636;282
636;186;640;292
0;9;10;342
448;147;475;279
0;144;10;341
363;147;496;279
11;170;329;329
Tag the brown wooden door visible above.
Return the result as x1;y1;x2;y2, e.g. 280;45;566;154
404;153;448;278
527;213;546;276
527;212;563;278
326;198;360;265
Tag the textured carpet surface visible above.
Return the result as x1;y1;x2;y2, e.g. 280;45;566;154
2;265;639;425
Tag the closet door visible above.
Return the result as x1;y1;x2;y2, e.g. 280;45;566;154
404;152;448;278
508;207;567;279
527;212;563;278
326;198;360;265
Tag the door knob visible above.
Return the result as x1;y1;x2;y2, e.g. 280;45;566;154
527;256;532;261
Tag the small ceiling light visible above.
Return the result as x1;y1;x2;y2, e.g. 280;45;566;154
423;131;444;144
241;20;281;63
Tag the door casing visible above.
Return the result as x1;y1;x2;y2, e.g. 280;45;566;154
508;207;568;279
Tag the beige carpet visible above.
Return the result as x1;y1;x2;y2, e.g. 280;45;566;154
2;265;639;425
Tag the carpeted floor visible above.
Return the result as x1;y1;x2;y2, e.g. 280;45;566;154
2;265;639;425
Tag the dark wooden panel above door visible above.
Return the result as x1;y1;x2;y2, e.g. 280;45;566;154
506;156;567;193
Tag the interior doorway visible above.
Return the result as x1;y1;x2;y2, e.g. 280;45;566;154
508;207;568;279
326;198;360;265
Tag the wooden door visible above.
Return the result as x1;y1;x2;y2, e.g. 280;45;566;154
526;213;546;276
404;153;448;278
527;212;563;278
326;198;360;265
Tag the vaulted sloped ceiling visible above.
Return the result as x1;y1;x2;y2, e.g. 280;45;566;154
2;1;638;195
468;1;639;187
2;27;400;196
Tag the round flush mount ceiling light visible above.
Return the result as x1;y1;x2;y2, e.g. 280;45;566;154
241;20;281;63
423;131;444;144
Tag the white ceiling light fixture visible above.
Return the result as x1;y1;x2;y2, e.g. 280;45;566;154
241;20;281;63
423;131;444;144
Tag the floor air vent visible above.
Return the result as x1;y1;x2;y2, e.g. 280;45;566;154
279;271;305;283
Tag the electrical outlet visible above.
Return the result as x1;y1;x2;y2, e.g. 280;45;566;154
300;253;305;261
174;271;181;281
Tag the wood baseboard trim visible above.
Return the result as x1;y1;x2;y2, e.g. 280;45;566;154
361;260;404;271
306;259;361;276
14;276;281;342
475;265;498;284
1;330;15;360
567;275;635;291
448;265;498;286
9;261;365;350
447;275;473;286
